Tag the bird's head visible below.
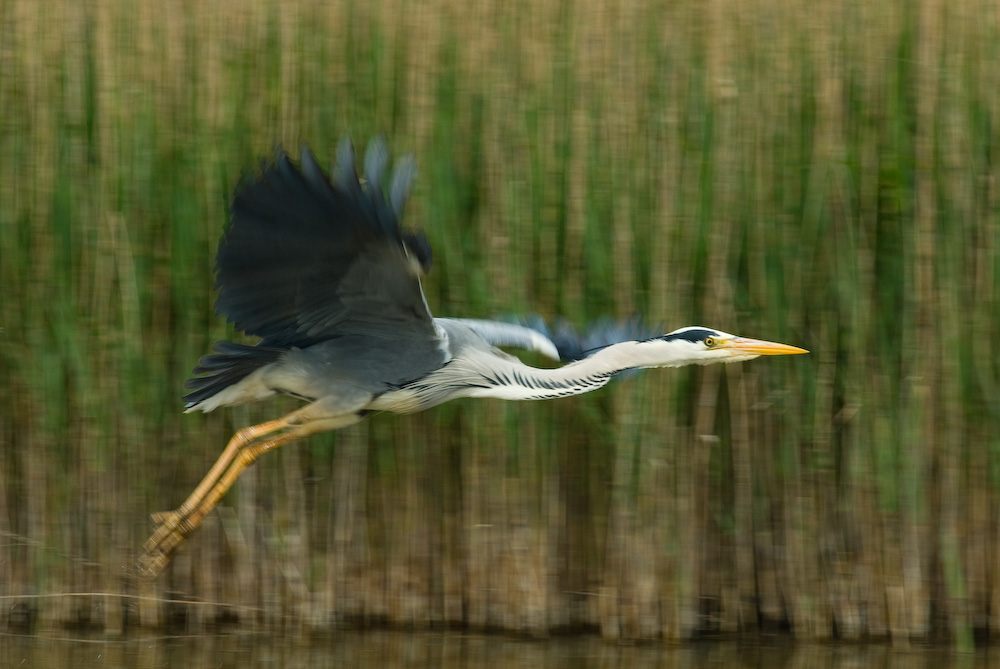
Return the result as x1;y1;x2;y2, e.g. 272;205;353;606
640;326;808;367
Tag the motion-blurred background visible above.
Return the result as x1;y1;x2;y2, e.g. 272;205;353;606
1;0;997;646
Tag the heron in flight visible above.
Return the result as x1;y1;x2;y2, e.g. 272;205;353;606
139;138;807;576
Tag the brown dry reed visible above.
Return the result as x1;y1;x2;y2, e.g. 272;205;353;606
1;0;999;647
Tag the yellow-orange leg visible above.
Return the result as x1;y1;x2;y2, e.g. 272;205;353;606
138;407;363;578
148;418;288;527
137;418;288;577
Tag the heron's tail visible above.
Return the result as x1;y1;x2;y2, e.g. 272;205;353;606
182;341;283;411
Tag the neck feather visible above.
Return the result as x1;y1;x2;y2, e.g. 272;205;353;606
469;340;654;402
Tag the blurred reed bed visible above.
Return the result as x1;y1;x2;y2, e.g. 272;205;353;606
1;0;999;645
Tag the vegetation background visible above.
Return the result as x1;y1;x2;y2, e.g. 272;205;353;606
1;0;998;647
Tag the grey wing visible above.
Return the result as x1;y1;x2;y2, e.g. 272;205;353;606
548;315;657;365
437;318;560;360
213;137;439;348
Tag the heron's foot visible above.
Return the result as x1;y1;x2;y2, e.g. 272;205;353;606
137;509;194;579
136;547;171;580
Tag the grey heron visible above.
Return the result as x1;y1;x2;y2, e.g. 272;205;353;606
139;138;807;576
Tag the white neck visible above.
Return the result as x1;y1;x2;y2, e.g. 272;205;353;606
466;340;664;402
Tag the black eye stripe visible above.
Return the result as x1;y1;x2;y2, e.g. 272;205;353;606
660;328;719;344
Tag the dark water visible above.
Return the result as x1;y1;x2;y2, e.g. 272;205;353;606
0;631;989;669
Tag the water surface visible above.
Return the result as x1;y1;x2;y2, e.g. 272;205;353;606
0;631;990;669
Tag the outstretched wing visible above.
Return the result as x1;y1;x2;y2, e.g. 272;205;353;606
544;315;657;363
213;138;438;348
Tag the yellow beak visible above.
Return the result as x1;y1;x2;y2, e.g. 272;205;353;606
720;337;809;356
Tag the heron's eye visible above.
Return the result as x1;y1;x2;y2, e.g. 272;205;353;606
704;337;717;348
